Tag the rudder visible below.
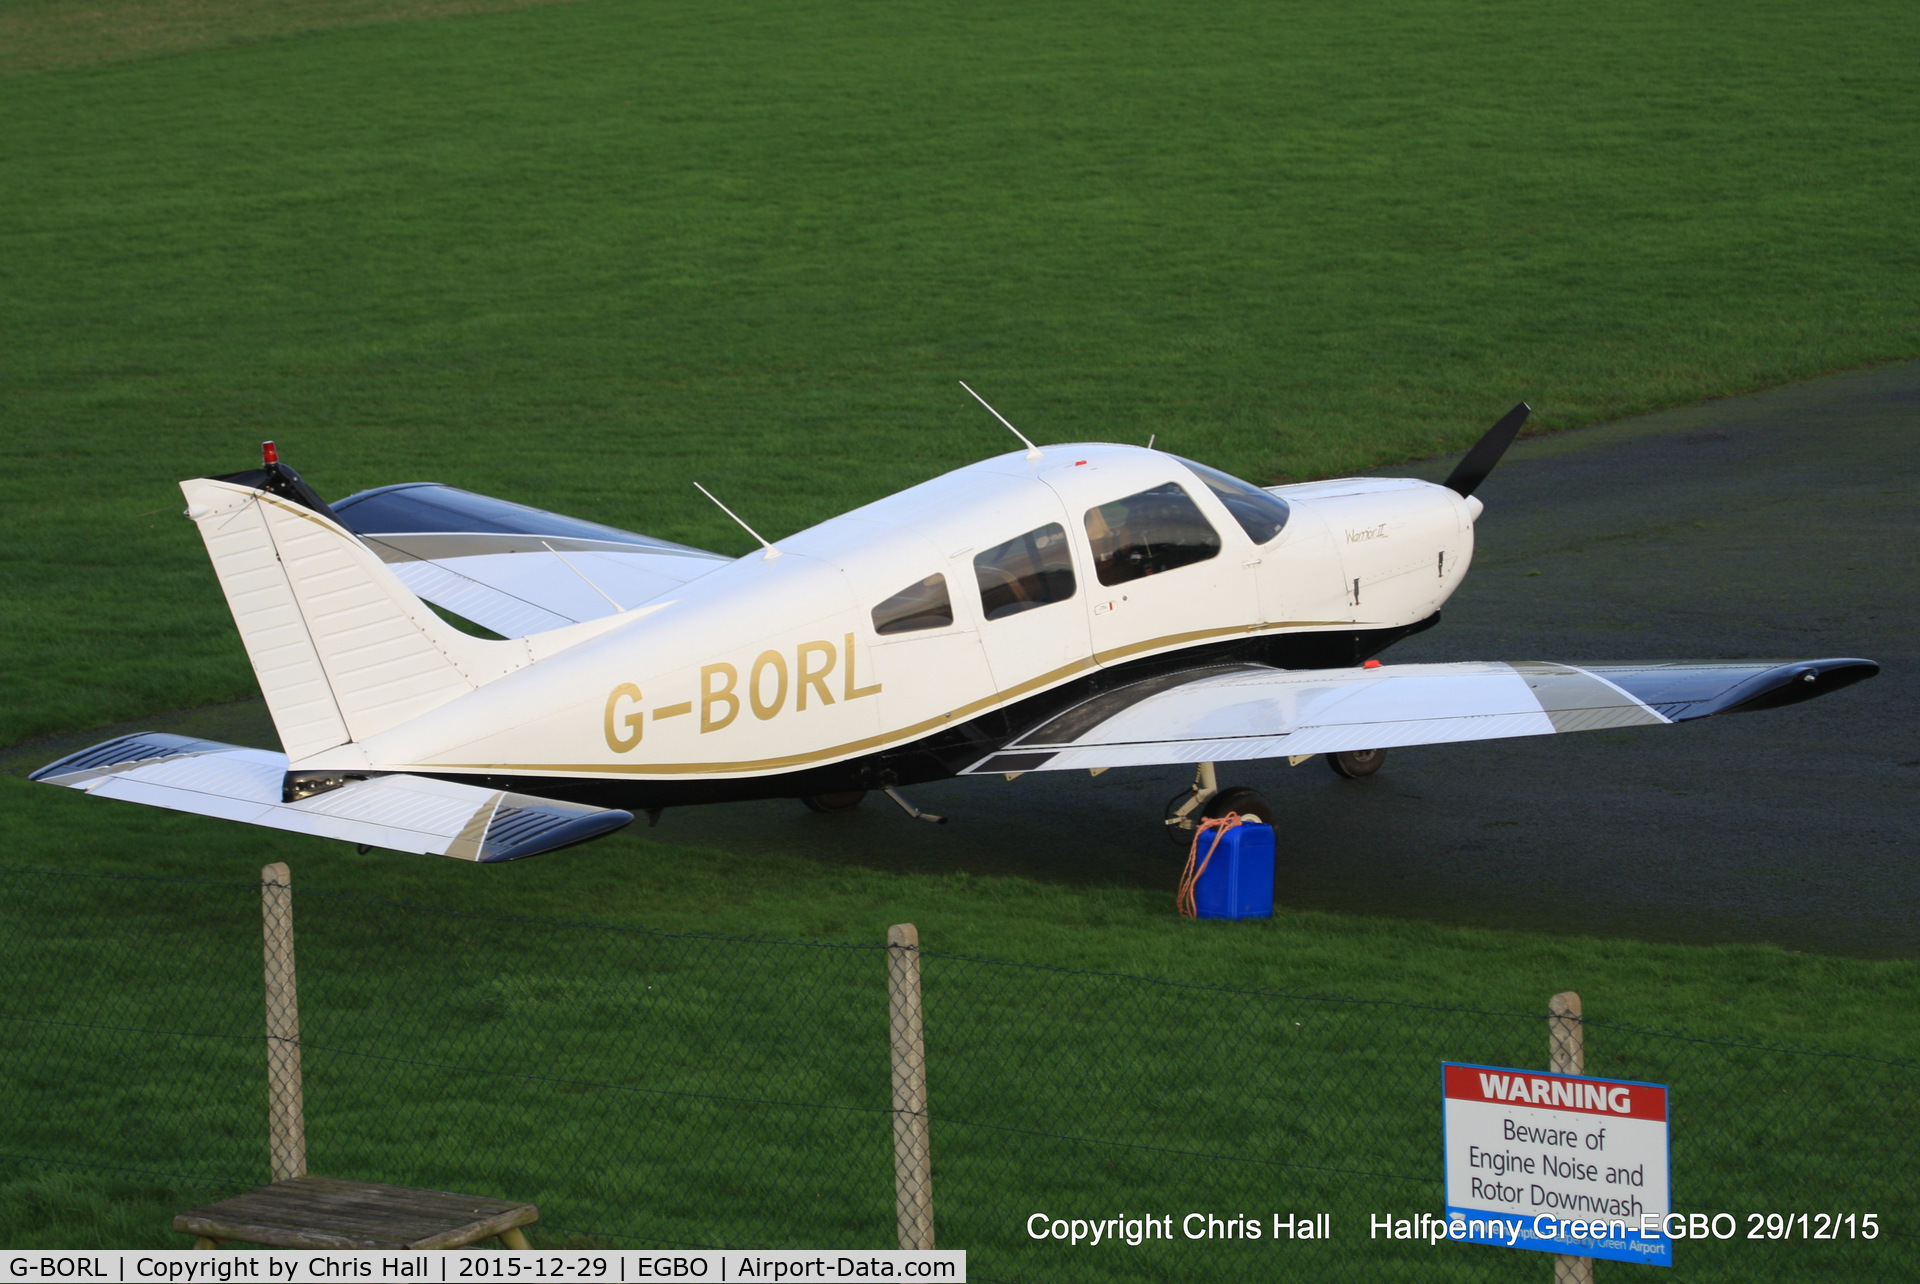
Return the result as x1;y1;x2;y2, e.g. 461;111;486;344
181;477;527;760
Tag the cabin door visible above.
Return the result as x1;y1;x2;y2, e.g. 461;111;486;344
1046;465;1259;666
966;511;1095;694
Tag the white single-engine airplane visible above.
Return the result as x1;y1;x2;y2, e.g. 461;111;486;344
36;398;1877;862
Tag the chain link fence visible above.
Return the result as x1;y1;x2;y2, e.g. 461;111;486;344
0;865;1909;1279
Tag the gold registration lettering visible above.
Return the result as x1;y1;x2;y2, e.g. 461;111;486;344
750;649;789;721
796;640;837;711
604;683;644;752
696;638;876;733
843;632;881;701
701;663;740;733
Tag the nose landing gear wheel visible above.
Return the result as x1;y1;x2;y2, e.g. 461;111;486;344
800;791;868;812
1327;748;1387;779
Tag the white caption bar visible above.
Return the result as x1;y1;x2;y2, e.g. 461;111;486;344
1;1251;965;1283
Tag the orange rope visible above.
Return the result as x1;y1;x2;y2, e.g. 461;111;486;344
1177;812;1243;918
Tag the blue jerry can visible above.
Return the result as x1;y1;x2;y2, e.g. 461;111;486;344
1193;822;1276;920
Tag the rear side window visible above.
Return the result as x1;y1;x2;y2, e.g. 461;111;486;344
872;574;953;635
1084;483;1221;586
1174;456;1292;545
975;523;1077;620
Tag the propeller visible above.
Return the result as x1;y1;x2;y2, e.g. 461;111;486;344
1442;402;1531;499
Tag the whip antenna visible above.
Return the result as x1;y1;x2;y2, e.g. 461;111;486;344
959;381;1041;459
694;482;780;560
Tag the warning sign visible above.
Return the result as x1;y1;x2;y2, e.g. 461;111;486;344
1442;1062;1672;1267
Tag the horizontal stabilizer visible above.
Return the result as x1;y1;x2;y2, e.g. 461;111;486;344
331;483;730;637
964;657;1878;774
32;734;632;862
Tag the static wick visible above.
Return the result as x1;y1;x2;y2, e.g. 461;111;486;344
959;381;1041;459
694;482;780;560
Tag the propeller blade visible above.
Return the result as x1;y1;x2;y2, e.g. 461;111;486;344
1443;402;1531;499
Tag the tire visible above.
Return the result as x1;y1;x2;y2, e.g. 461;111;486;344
1203;786;1273;825
800;791;868;812
1327;748;1387;779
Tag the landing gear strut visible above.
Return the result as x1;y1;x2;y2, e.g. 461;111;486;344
1164;762;1272;842
884;786;947;825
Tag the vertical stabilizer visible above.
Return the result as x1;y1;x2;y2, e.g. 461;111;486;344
181;477;529;760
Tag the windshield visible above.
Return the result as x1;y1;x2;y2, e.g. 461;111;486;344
1173;456;1291;545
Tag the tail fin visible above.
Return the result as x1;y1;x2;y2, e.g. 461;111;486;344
182;476;549;761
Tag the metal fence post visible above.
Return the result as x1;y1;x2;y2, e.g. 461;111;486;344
262;862;306;1183
1550;991;1591;1284
887;923;934;1250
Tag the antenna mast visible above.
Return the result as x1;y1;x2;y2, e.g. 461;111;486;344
959;381;1041;459
694;482;780;560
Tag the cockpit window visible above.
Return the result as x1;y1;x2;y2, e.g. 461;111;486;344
1174;456;1291;545
872;573;953;635
974;523;1077;620
1084;483;1221;587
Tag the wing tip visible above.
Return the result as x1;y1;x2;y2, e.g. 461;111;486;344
478;805;635;861
1712;658;1878;717
30;732;236;784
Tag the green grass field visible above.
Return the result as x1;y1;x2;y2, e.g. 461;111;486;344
2;747;1916;1265
6;0;1920;743
2;0;1917;1263
0;859;1910;1275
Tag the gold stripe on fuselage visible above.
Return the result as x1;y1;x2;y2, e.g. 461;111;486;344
412;619;1363;778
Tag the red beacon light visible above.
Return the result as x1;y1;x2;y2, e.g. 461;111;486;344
1364;659;1382;669
262;441;279;465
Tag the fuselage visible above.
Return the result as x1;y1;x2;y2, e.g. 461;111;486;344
303;444;1482;807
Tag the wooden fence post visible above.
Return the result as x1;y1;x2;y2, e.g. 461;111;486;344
1549;991;1592;1284
887;923;934;1250
262;862;306;1183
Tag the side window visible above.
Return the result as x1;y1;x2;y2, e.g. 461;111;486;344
1174;455;1291;546
872;573;953;635
974;523;1077;620
1083;483;1221;587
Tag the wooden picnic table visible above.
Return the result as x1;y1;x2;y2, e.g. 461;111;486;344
175;1175;536;1249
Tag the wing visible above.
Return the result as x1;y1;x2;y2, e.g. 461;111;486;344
964;658;1878;775
31;734;632;862
330;483;732;638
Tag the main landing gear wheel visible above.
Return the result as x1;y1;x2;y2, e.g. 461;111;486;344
1327;749;1387;779
1203;786;1272;825
800;791;868;812
1166;782;1274;842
